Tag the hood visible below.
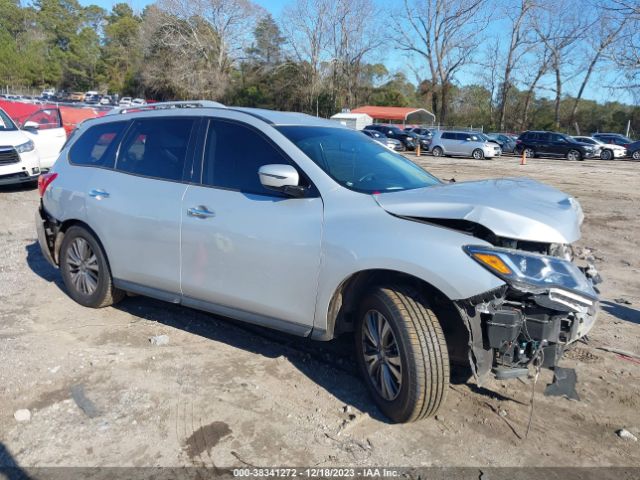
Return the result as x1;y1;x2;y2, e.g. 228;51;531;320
375;178;583;244
0;130;30;147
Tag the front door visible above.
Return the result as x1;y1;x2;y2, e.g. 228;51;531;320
22;108;67;169
180;118;323;333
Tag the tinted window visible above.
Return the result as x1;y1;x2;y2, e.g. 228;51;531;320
441;132;454;140
70;121;128;168
455;133;469;140
277;126;440;194
202;120;291;195
116;117;195;181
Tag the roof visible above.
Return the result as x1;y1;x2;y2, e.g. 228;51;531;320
351;106;435;122
330;112;372;120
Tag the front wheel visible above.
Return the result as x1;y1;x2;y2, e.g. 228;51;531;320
600;149;613;160
567;149;582;161
355;286;449;423
472;148;485;160
523;147;535;158
632;150;640;160
59;226;124;308
431;146;443;157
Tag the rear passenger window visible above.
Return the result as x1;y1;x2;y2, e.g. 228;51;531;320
69;122;128;168
116;117;195;182
202;120;292;195
441;132;454;140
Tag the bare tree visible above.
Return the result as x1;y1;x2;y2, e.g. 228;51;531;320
532;0;587;129
497;0;536;131
606;0;640;103
281;0;333;114
143;0;262;99
519;45;552;129
327;0;381;109
569;4;629;128
392;0;488;124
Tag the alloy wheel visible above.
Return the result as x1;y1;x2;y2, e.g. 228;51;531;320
567;150;580;161
633;151;640;160
66;237;100;295
524;148;535;158
361;309;403;401
600;149;612;160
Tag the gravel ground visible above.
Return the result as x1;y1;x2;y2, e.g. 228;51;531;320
0;155;639;469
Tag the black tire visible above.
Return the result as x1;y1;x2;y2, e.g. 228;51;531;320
355;285;449;423
59;226;124;308
472;148;484;160
632;150;640;160
600;149;613;160
431;146;443;157
567;149;582;161
523;147;535;158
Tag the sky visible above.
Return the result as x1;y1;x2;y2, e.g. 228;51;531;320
77;0;632;106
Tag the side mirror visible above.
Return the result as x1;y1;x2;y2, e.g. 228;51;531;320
258;164;304;198
23;121;39;131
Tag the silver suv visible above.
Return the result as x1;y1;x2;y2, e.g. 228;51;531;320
36;102;599;423
430;130;501;159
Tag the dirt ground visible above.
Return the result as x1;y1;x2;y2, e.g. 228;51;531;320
0;154;639;469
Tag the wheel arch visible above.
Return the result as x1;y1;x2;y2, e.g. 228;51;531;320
52;219;107;267
317;268;469;364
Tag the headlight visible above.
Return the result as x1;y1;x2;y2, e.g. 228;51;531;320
15;140;35;153
464;245;597;300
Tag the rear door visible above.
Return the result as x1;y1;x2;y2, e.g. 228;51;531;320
180;118;323;333
22;108;67;169
85;116;198;297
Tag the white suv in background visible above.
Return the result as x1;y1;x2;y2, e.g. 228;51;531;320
430;130;501;159
0;107;41;185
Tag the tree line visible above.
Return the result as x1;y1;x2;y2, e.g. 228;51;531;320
0;0;638;135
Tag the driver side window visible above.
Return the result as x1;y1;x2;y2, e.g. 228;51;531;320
202;119;301;196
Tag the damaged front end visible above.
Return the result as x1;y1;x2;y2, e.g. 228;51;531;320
455;243;600;382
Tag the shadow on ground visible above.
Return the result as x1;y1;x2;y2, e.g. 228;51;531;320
601;301;640;325
25;240;519;421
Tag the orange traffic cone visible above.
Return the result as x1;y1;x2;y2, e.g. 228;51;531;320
520;149;527;165
416;143;421;157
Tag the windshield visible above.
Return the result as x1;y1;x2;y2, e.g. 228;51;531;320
0;109;17;131
277;126;441;194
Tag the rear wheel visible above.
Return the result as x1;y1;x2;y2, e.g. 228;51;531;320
600;149;613;160
355;285;449;423
59;226;124;308
431;146;443;157
567;149;582;161
472;149;484;160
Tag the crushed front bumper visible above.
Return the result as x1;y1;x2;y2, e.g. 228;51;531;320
455;281;599;383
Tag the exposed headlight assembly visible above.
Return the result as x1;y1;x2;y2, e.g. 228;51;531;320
15;140;35;153
464;245;597;310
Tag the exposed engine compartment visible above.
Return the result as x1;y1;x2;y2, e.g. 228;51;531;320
425;217;601;380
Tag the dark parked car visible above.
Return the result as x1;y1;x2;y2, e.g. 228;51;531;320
516;131;597;161
627;140;640;160
487;133;517;154
592;133;634;149
404;127;434;150
364;124;416;151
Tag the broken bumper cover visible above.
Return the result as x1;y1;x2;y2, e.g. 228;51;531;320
456;246;599;382
36;205;58;268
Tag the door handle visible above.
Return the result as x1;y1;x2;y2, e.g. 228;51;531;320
88;189;110;199
187;206;215;219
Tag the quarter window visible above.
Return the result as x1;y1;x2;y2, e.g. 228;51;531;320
116;117;195;182
69;121;128;168
202;120;293;195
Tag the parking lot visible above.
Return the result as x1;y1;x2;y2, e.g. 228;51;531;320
0;154;639;468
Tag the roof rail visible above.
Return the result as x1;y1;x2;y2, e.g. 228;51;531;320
105;100;225;116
